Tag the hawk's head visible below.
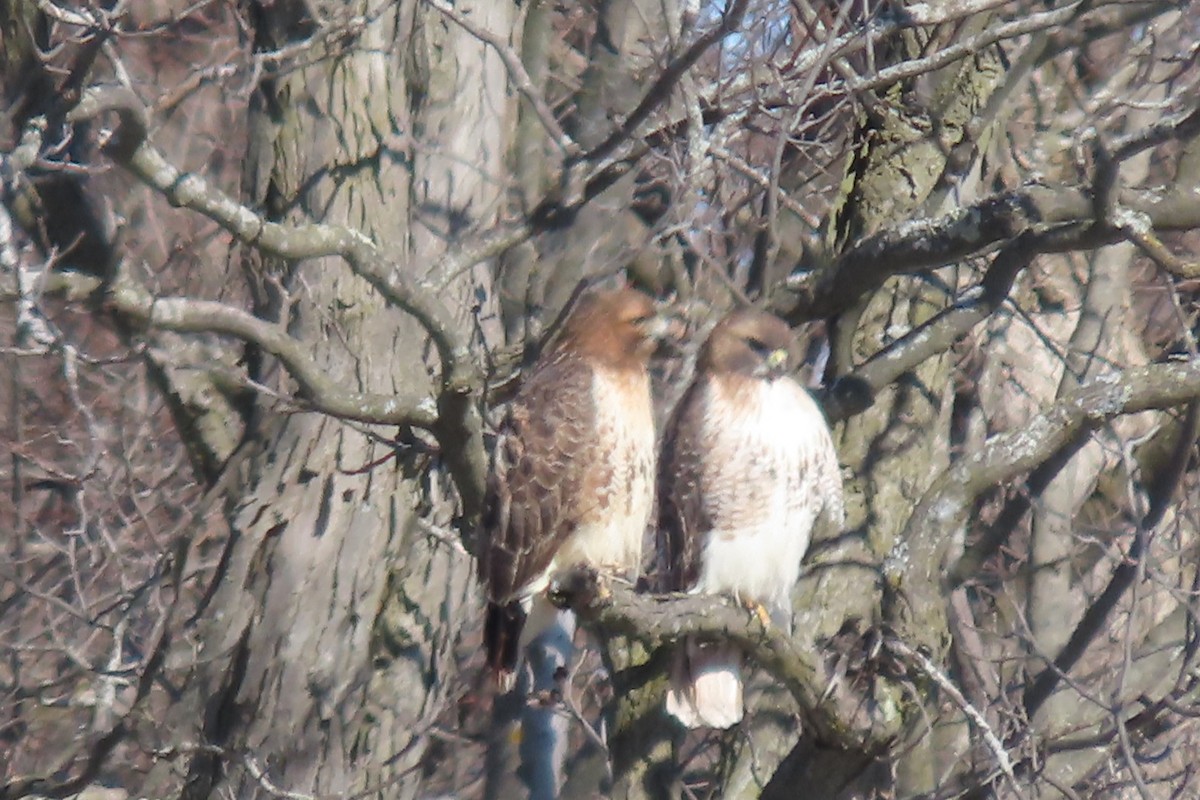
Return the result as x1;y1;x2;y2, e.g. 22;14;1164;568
557;288;677;368
700;309;794;381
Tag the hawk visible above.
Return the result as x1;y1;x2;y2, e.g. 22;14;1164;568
657;309;843;728
480;288;669;687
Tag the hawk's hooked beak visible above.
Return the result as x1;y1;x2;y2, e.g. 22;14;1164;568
765;347;789;379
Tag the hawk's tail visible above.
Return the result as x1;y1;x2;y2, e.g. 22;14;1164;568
665;637;744;729
484;600;526;690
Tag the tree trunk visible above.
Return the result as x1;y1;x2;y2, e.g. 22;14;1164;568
172;3;515;797
771;3;1006;796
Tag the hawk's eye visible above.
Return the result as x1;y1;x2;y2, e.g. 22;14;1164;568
747;337;771;356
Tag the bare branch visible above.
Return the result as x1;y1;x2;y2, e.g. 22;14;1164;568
0;535;186;800
546;568;899;750
848;1;1100;95
903;358;1200;595
901;0;1012;26
1115;211;1200;279
1021;402;1200;717
2;267;439;428
583;0;750;165
822;231;1040;420
780;178;1200;323
426;0;579;159
57;85;489;515
887;637;1022;798
108;274;440;428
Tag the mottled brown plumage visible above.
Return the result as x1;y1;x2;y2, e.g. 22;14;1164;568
480;288;666;685
658;309;843;727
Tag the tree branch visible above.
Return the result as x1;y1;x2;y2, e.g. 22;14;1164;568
812;103;1200;420
822;230;1041;421
886;638;1021;798
58;85;489;516
780;178;1200;324
902;358;1200;598
1022;401;1200;718
547;568;901;750
0;532;187;800
107;274;441;428
779;98;1200;326
426;0;579;159
581;0;750;166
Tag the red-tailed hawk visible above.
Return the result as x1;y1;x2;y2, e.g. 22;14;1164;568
480;288;669;687
657;309;843;728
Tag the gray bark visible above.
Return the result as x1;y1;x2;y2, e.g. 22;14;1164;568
4;3;1200;800
171;3;514;797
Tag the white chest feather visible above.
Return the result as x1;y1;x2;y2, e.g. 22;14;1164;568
552;367;655;579
694;378;836;613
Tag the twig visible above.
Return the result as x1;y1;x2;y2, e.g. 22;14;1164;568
559;651;612;765
1022;402;1200;716
426;0;579;158
58;85;490;517
584;0;751;165
888;637;1023;799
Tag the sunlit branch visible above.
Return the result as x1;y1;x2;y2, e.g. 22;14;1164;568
781;178;1200;324
546;567;902;751
904;358;1200;594
60;85;490;514
426;0;579;158
55;272;437;428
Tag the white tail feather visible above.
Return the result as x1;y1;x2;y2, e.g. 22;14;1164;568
665;638;743;729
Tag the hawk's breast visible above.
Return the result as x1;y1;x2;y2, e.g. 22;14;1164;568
692;377;830;614
550;365;655;579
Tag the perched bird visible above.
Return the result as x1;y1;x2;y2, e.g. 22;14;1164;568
479;287;670;688
657;309;843;728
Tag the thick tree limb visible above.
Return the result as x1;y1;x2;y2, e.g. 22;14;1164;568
811;107;1200;421
947;428;1092;588
65;89;469;376
3;267;440;435
904;357;1200;596
547;568;901;751
780;179;1200;324
822;230;1042;421
56;85;489;516
779;99;1200;327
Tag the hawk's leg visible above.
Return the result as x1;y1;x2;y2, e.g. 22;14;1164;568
734;593;772;628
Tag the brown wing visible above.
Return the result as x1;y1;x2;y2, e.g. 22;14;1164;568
480;353;596;604
656;377;712;593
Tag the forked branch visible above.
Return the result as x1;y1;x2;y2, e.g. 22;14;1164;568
906;357;1200;595
546;566;903;751
54;86;490;514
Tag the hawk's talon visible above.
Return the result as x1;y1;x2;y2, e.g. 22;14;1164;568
739;596;772;629
734;592;772;628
